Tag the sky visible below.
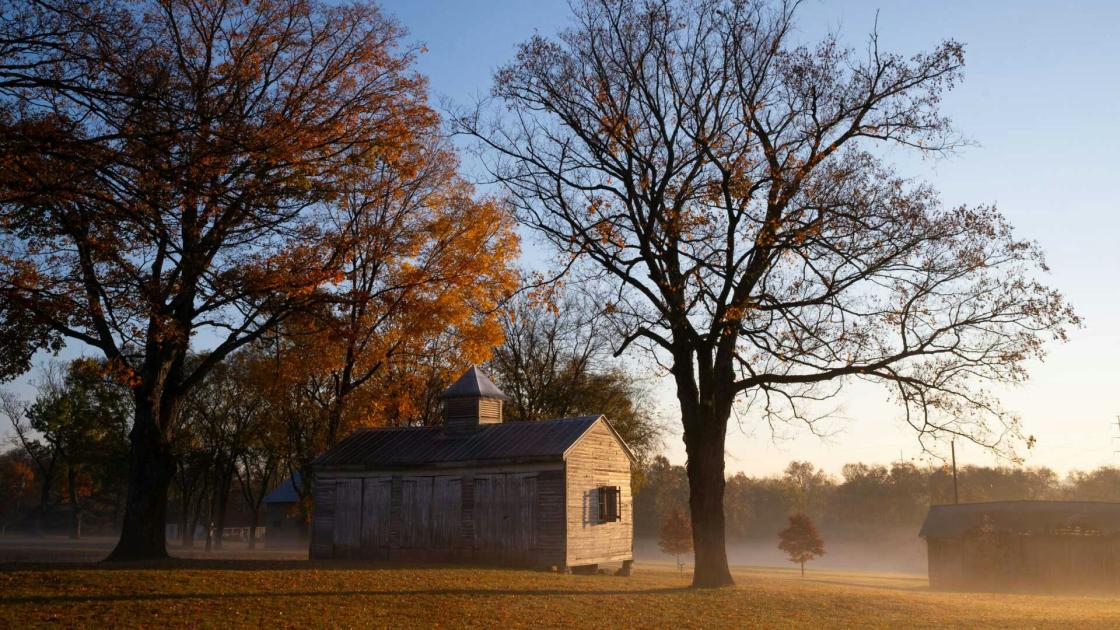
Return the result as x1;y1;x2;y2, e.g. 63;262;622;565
5;1;1119;479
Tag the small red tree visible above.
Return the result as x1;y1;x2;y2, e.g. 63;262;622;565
658;507;693;573
778;514;825;577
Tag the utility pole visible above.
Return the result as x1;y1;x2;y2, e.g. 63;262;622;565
951;439;959;505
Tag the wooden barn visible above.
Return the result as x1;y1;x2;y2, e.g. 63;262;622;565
309;366;636;573
921;501;1120;591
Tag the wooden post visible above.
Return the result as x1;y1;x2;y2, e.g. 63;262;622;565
951;439;959;505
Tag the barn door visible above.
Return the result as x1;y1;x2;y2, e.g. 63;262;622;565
360;477;392;553
333;479;363;557
431;476;462;549
509;474;538;556
473;473;538;560
400;476;434;548
473;475;500;551
310;477;336;558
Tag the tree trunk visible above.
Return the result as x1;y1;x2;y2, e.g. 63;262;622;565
178;489;191;548
106;400;175;561
35;453;56;537
679;397;734;588
67;465;81;540
672;346;735;589
213;461;234;550
800;561;805;577
184;485;206;548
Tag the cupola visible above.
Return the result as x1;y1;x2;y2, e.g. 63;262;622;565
441;366;509;434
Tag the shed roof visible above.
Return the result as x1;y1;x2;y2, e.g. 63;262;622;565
920;501;1120;538
440;366;509;400
314;415;607;470
264;473;301;504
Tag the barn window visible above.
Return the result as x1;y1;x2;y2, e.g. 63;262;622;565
597;486;621;523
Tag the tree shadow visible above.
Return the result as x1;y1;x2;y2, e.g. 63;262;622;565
0;558;624;575
2;585;692;606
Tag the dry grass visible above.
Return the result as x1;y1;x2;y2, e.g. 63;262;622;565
1;560;1118;628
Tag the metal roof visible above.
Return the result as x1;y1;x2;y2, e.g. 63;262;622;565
314;415;603;470
264;473;301;504
440;366;509;400
919;501;1120;538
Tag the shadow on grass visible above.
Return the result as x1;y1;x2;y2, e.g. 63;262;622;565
798;576;928;594
2;585;692;606
0;558;631;575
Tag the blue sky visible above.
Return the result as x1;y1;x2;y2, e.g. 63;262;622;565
376;0;1120;476
5;1;1118;478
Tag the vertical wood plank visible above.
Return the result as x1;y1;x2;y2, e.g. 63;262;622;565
333;479;363;556
400;476;434;548
431;476;462;549
310;476;337;559
361;477;392;552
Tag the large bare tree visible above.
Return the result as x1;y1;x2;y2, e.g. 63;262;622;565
458;0;1078;586
0;0;430;559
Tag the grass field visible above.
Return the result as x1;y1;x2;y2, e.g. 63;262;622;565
3;557;1119;629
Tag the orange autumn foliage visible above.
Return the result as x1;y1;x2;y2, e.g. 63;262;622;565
0;0;473;559
246;130;519;492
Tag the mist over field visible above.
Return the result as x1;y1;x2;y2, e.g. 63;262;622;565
637;533;927;575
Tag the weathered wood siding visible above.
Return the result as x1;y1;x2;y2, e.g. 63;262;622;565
309;476;335;559
443;398;503;433
333;479;363;557
564;418;633;566
311;463;565;567
400;476;434;548
431;476;462;549
474;473;538;558
928;534;1120;591
361;477;392;553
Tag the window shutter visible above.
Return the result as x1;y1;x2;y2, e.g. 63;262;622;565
597;486;621;523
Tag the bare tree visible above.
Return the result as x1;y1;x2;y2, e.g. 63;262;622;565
488;289;663;467
458;0;1078;586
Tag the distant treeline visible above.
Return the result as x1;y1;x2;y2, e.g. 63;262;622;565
633;456;1120;541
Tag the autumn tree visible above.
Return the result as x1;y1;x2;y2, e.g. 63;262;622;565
488;290;662;467
257;133;519;513
0;449;35;535
778;513;824;576
0;0;439;559
659;506;693;572
23;359;131;539
459;0;1078;586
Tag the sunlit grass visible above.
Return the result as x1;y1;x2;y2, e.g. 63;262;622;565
2;561;1118;628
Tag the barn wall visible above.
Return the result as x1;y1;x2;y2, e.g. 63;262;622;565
564;419;633;566
926;538;963;590
310;462;565;566
308;476;335;559
928;533;1120;592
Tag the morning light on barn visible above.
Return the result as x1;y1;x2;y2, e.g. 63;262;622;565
1;0;1117;627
